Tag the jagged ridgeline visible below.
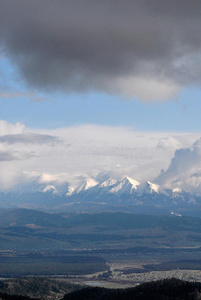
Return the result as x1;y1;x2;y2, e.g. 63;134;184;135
0;176;201;216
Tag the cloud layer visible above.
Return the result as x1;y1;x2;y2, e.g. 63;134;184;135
0;119;200;191
0;0;201;100
0;149;35;161
156;138;201;192
0;133;61;145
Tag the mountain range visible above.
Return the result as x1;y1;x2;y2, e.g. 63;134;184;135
0;176;200;216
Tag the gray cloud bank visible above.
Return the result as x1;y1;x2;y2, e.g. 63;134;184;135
0;133;61;145
0;0;201;100
0;150;35;161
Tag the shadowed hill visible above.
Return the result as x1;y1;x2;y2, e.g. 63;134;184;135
0;292;38;299
62;278;201;300
0;277;82;299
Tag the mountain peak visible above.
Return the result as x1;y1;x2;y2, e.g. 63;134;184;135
73;178;98;194
109;176;140;195
98;178;117;188
137;181;159;195
40;185;57;194
172;187;182;193
122;176;140;187
146;181;159;192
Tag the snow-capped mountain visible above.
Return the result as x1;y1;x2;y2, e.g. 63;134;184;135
171;211;182;217
0;174;200;215
72;176;140;200
72;178;98;194
98;178;118;190
35;181;69;196
40;184;57;194
109;177;139;195
3;175;178;199
137;181;159;196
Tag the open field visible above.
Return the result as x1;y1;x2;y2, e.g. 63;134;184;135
73;262;201;289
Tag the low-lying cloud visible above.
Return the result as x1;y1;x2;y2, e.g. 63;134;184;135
0;0;201;100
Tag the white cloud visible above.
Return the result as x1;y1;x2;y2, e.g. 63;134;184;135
157;136;181;151
0;149;35;161
0;120;25;135
114;76;180;101
0;120;200;191
156;138;201;191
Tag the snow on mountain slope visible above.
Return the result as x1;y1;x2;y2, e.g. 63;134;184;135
171;211;182;217
10;177;70;196
2;172;200;213
39;181;69;195
98;178;118;188
73;178;98;194
66;186;75;196
172;187;182;193
171;187;184;199
3;172;194;211
40;184;57;194
109;177;140;195
137;181;159;195
81;177;119;198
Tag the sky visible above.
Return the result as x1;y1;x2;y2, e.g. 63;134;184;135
0;0;201;192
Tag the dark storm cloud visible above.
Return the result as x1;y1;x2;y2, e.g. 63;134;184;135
0;133;61;145
0;0;201;99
